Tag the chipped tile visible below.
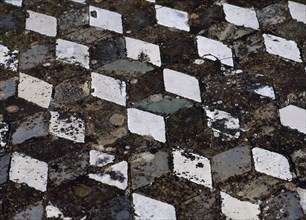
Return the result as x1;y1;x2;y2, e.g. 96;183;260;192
279;105;306;134
9;152;48;192
212;146;251;182
0;79;16;100
252;147;293;181
125;37;161;67
89;161;128;190
89;6;123;34
155;5;189;31
254;85;276;99
46;203;72;220
263;34;302;62
133;193;176;220
223;3;259;29
89;150;115;167
4;0;23;7
0;44;19;71
11;112;48;145
56;39;90;69
288;1;306;24
26;10;57;37
297;187;306;214
91;72;127;106
163;68;201;102
0;122;9;150
204;108;241;139
197;36;233;67
18;73;53;108
173;149;212;189
49;111;85;143
127;108;166;143
0;154;10;184
221;192;260;220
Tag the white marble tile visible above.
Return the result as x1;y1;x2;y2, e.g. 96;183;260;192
18;73;53;108
254;86;275;99
0;122;9;148
91;72;126;106
70;0;86;4
46;204;72;220
297;187;306;214
4;0;23;7
223;3;259;29
125;37;161;67
155;5;189;31
263;34;302;62
56;39;89;69
89;6;123;34
0;44;19;72
89;161;128;190
252;147;293;181
173;149;212;188
133;193;176;220
197;36;233;67
49;111;85;143
89;150;115;167
221;192;260;220
204;108;240;139
9;152;48;192
127;108;166;143
163;68;201;102
288;1;306;24
279;105;306;134
26;10;57;37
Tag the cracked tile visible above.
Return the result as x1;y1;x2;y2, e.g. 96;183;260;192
18;73;53;108
252;147;293;181
9;152;48;192
91;72;127;106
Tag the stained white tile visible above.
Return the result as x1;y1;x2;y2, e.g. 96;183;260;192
0;44;19;72
133;193;176;220
252;147;293;181
49;111;85;143
263;34;302;62
204;108;240;139
254;86;275;99
127;108;166;143
89;150;115;167
125;37;161;67
221;192;260;220
89;161;128;190
163;68;201;102
173;149;212;188
4;0;23;7
223;3;259;29
46;204;72;220
155;5;189;31
0;122;9;148
89;6;123;34
288;1;306;24
297;187;306;214
279;105;306;134
26;10;57;37
56;39;89;69
18;73;53;108
9;152;48;192
197;36;233;67
91;72;126;106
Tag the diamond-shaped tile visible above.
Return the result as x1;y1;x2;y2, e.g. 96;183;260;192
26;10;57;37
279;105;306;134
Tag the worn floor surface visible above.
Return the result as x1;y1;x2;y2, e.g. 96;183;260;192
0;0;306;219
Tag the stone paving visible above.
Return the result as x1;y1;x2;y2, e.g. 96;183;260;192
0;0;306;219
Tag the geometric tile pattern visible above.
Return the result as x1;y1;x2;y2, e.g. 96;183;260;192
1;0;306;219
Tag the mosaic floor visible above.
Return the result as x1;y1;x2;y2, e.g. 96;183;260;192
0;0;306;219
